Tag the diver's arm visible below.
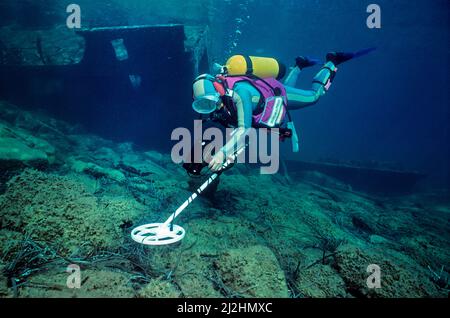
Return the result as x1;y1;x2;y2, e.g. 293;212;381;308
208;88;253;171
220;89;253;157
208;89;253;171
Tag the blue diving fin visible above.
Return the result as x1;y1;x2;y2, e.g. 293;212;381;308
326;47;377;65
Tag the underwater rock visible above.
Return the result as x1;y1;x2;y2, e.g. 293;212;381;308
99;196;147;233
0;101;21;123
0;120;56;168
298;171;352;192
0;137;49;169
351;215;375;235
398;235;450;270
91;146;120;166
295;264;348;298
143;150;164;162
120;152;168;178
132;244;224;298
137;278;181;298
368;234;391;245
186;216;260;253
20;136;55;164
0;99;447;298
0;229;24;263
128;181;149;192
149;177;191;206
13;110;75;138
69;158;126;183
18;269;135;298
68;134;115;154
218;174;275;217
214;245;289;298
176;273;223;298
334;245;443;298
0;169;124;256
0;263;13;298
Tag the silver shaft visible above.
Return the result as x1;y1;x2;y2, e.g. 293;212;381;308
162;147;245;228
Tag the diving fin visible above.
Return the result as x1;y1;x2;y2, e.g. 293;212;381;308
295;56;320;70
326;47;376;66
353;47;377;58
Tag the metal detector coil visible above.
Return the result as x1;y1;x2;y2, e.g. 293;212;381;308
131;223;185;246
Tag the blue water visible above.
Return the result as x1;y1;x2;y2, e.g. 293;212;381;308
111;0;450;186
223;0;449;187
1;0;449;186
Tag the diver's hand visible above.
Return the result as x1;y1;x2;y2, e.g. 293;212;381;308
208;151;230;172
208;151;225;172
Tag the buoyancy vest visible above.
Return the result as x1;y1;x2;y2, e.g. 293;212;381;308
219;75;289;128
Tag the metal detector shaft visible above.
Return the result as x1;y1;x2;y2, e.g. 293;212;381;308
162;146;245;228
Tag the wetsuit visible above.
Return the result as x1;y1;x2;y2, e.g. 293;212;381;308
221;61;337;156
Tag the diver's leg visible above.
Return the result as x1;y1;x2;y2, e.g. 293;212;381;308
285;49;376;110
283;56;318;87
286;61;337;110
284;66;302;87
188;175;220;199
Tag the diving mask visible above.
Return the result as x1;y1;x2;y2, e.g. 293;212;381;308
192;94;221;114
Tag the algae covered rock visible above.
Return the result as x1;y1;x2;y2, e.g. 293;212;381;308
0;137;49;169
214;245;289;298
137;278;181;298
19;269;135;298
369;234;391;245
69;158;126;183
334;245;442;298
0;263;13;298
298;171;352;192
177;274;223;298
0;229;24;262
99;195;146;233
295;264;348;298
121;152;168;177
0;169;124;256
0;121;56;169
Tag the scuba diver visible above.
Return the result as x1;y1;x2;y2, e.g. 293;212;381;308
131;49;375;246
189;48;375;173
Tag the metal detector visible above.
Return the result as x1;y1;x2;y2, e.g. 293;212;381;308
131;146;245;246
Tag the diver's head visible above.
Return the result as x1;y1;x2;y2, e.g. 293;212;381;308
192;74;225;114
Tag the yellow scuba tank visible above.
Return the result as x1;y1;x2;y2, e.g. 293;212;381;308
225;55;286;80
